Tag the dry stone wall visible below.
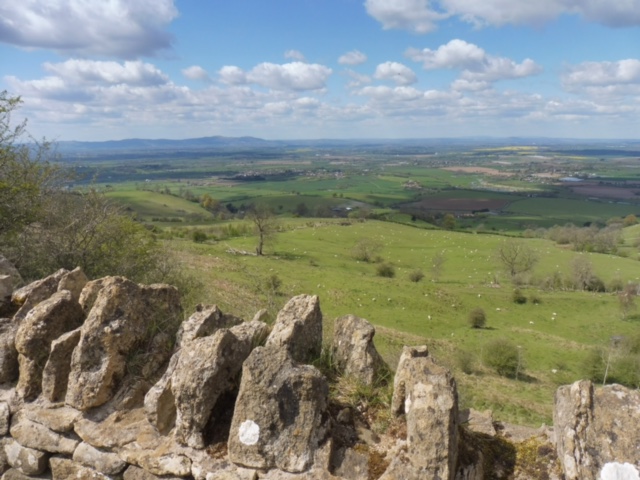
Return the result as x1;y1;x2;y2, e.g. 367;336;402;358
0;264;635;479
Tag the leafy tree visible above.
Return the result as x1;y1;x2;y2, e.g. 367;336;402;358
247;203;278;256
376;262;395;278
442;213;456;230
468;308;487;328
351;238;382;263
295;202;309;217
623;214;638;227
483;338;523;379
497;240;538;280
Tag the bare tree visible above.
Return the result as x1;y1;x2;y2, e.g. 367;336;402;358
571;255;593;291
431;251;446;281
497;240;538;280
247;203;278;256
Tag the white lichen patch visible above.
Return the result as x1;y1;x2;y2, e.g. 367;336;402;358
239;419;260;446
404;393;412;415
600;462;640;480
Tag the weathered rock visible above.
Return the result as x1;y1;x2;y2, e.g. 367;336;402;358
173;321;269;448
49;457;111;479
56;267;88;302
15;290;84;400
0;402;10;436
11;270;68;322
74;408;156;450
0;257;22;289
383;345;459;480
10;415;79;455
122;465;183;480
23;406;81;434
4;440;48;476
119;443;192;477
459;408;496;437
331;314;385;386
177;304;243;348
144;351;180;435
554;380;640;480
41;329;81;402
265;294;322;363
65;277;182;411
77;278;108;314
0;319;19;384
0;277;14;317
228;345;329;473
331;446;369;480
73;442;127;475
1;468;51;480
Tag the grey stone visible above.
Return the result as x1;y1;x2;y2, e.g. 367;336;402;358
12;270;68;322
4;440;48;476
49;457;111;479
41;329;81;402
73;442;127;475
0;319;19;384
176;304;243;348
10;415;79;455
56;267;88;302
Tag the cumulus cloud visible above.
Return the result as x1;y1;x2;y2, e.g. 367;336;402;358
359;85;423;101
407;39;542;82
182;66;210;81
345;70;372;88
374;62;417;85
338;50;368;65
364;0;640;31
0;0;177;58
284;50;306;61
219;66;248;85
247;62;332;91
364;0;447;33
563;59;640;88
43;59;169;86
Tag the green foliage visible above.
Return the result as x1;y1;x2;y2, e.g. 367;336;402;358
456;349;476;374
351;238;382;262
512;288;527;304
468;307;487;328
376;262;395;278
191;230;207;243
483;338;522;378
408;269;425;282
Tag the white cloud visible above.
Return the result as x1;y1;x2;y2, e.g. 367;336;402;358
364;0;640;31
219;66;248;85
284;50;306;61
182;66;210;81
43;59;169;86
563;59;640;88
359;85;423;101
364;0;448;34
0;0;177;58
338;50;368;65
407;39;542;82
374;62;417;85
345;70;372;88
247;62;332;91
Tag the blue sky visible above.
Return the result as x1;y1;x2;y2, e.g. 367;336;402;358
1;0;640;141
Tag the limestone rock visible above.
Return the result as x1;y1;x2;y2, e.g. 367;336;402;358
173;321;268;448
11;269;68;322
459;408;496;437
0;402;10;436
1;468;52;479
72;442;127;475
4;440;48;476
49;457;111;479
77;278;109;314
0;256;22;290
144;351;180;435
74;408;156;450
23;406;81;434
0;277;14;317
384;345;459;480
554;380;640;480
331;314;385;386
15;290;84;400
56;267;88;302
0;318;19;384
123;465;183;480
118;444;192;477
65;277;182;411
228;345;329;473
41;329;81;402
266;294;322;363
10;415;79;455
176;304;243;348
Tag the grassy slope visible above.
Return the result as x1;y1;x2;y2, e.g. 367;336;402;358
170;219;640;427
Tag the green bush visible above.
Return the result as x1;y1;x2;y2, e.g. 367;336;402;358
456;349;476;374
191;230;207;243
468;308;487;329
512;288;527;304
408;269;425;282
376;263;396;278
483;338;522;378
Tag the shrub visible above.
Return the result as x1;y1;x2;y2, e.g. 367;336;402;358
408;269;425;282
376;263;396;278
468;308;487;329
352;238;382;262
512;288;527;304
456;349;476;374
191;230;207;243
530;294;542;305
483;338;522;378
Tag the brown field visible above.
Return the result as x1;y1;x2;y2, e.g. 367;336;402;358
569;184;640;200
442;166;513;176
406;197;510;212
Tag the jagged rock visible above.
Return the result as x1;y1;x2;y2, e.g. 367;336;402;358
72;442;127;476
123;465;183;480
383;345;459;480
1;469;51;480
228;345;329;473
119;443;192;477
251;308;269;323
11;269;68;322
74;408;156;450
4;440;48;476
0;256;22;289
331;314;385;386
49;457;111;479
15;290;84;400
173;321;269;448
56;267;88;302
22;406;81;434
176;304;243;348
459;408;496;436
77;278;108;314
65;277;182;411
265;294;322;363
554;380;640;480
41;329;81;402
331;446;369;480
0;403;9;436
0;277;14;317
0;319;19;384
144;352;180;435
10;415;79;455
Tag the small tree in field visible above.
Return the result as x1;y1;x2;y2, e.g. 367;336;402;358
497;240;538;280
468;308;487;328
247;203;278;256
